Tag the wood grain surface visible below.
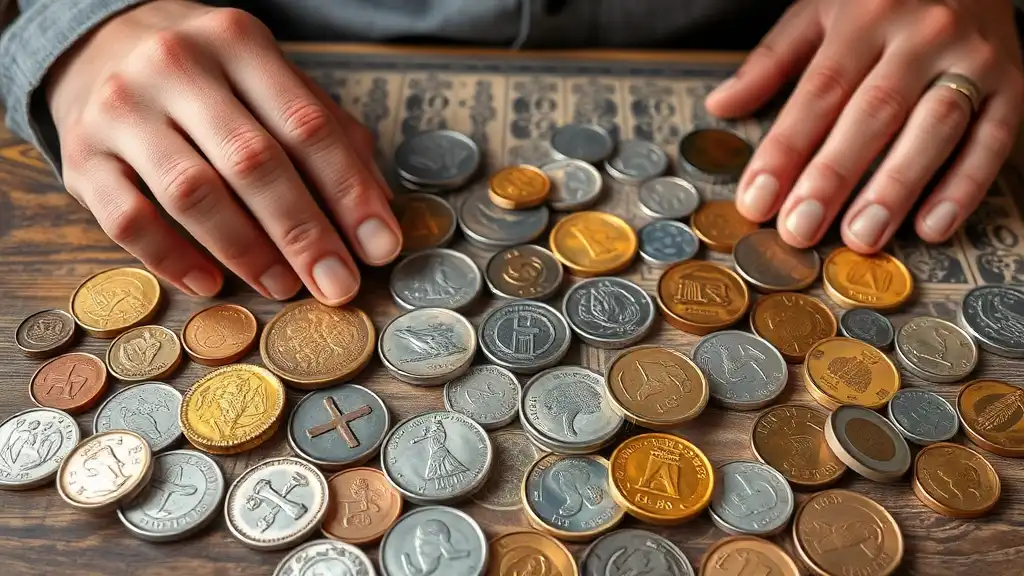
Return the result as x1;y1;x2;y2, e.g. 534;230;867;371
2;44;1024;576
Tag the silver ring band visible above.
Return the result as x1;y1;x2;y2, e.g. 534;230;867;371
932;72;982;113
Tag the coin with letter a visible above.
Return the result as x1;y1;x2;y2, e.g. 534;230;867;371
15;308;77;358
638;220;700;267
823;247;913;312
839;308;895;351
886;387;959;445
93;381;183;453
479;301;571;375
521;454;624;541
605;345;708;428
701;536;800;576
542;158;603;211
751;404;846;489
392;192;457;253
956;379;1024;457
57;430;154;513
638;176;701;220
489;531;577;576
549;211;638;277
690;200;758;253
29;352;108;415
106;325;182;382
733;229;821;292
485;244;564;301
379;307;477;386
912;442;1000;518
692;331;787;410
958;285;1024;358
895;316;977;383
379;506;488;576
181;303;258;366
0;407;80;491
444;365;520;430
179;364;285;455
287;384;390;470
710;461;794;536
657;260;749;335
580;529;694;576
390;248;483;311
273;539;376;576
793;490;903;576
321;467;403;545
750;292;837;363
562;277;655;349
70;267;162;338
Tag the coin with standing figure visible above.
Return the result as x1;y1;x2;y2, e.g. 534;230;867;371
751;404;846;489
485;244;564;301
444;365;520;430
580;529;694;576
179;364;285;455
390;248;483;311
379;506;488;576
956;379;1024;457
57;430;154;513
710;461;794;537
803;337;901;410
657;260;750;335
605;139;669;184
379;307;477;386
273;539;376;576
692;331;787;410
839;308;895;351
562;277;655;349
638;220;700;267
489;531;577;576
472;428;546;511
106;325;182;382
0;407;80;491
489;164;551;210
677;127;753;183
542;158;603;211
181;304;258;366
605;345;708;428
912;442;1000;518
459;189;550;249
638;176;701;220
392;192;458;253
958;285;1024;358
793;490;903;576
750;292;837;363
734;229;821;292
321;467;403;545
29;352;108;415
701;536;800;576
550;124;615;164
287;385;390;470
521;454;624;541
550;211;638;277
521;367;624;454
479;300;571;375
70;267;163;338
93;381;183;453
15;309;77;358
825;405;911;483
823;247;914;312
886;388;959;445
895;316;977;383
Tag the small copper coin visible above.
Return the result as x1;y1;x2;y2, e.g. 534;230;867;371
793;489;903;576
29;352;109;415
488;531;577;576
751;404;846;489
489;165;551;210
391;192;457;253
750;292;837;363
181;304;258;366
322;467;403;545
733;228;821;292
956;379;1024;457
15;309;77;358
657;260;750;335
106;325;182;382
690;200;759;253
912;442;1000;518
677;127;754;183
701;536;801;576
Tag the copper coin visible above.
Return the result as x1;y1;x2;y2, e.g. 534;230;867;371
106;325;183;382
751;404;846;489
750;292;837;363
29;352;109;415
956;379;1024;458
657;260;750;335
488;531;577;576
793;489;903;576
733;229;821;292
322;467;403;546
690;200;759;253
15;309;77;358
912;442;1000;518
391;192;457;253
701;535;801;576
677;127;754;183
181;304;259;366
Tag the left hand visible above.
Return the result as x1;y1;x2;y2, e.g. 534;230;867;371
706;0;1023;253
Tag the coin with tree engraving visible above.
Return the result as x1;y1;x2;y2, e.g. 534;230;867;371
15;309;77;358
379;506;488;576
444;365;520;430
0;407;80;491
542;158;603;211
580;529;695;576
638;176;701;220
458;189;550;249
896;316;977;383
605;139;668;184
390;248;483;312
562;277;655;349
394;129;480;188
638;220;700;267
886;388;958;445
710;461;794;536
521;367;624;453
485;244;564;301
522;454;624;541
550;124;615;164
93;382;182;453
959;285;1024;358
839;308;895;351
472;428;546;511
273;539;376;576
692;331;788;410
479;300;571;374
378;307;477;386
287;385;390;470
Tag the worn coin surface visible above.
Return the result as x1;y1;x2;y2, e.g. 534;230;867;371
273;539;376;576
459;189;550;249
489;164;551;210
521;367;624;453
895;316;977;383
887;388;958;445
0;407;80;491
605;139;668;184
637;176;701;220
823;247;914;312
489;531;577;576
956;379;1024;457
392;192;458;253
750;292;837;363
287;385;389;470
733;229;821;292
657;260;750;335
912;442;1000;518
379;506;488;576
394;129;480;187
390;248;483;311
677;127;753;183
803;337;901;410
444;365;521;430
825;405;911;483
690;200;759;253
638;220;700;267
542;158;603;211
70;267;163;338
958;285;1024;358
117;449;224;542
181;303;258;366
522;454;624;541
179;364;285;454
580;529;694;576
701;536;801;576
479;300;571;375
751;404;846;489
15;309;77;358
485;244;564;301
793;489;903;576
472;428;546;511
106;325;182;382
93;382;183;453
605;345;708;428
321;467;403;545
378;307;477;385
562;277;655;349
710;461;794;537
550;123;615;164
57;430;153;512
29;352;108;415
692;331;787;410
839;308;895;351
550;211;638;277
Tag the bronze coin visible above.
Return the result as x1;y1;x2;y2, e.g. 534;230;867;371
181;304;259;366
912;442;1000;518
690;201;759;253
733;228;821;292
701;535;801;576
322;467;402;545
678;128;754;183
391;192;457;253
750;292;837;364
956;379;1024;457
15;309;77;358
793;489;903;576
750;404;846;489
29;352;109;415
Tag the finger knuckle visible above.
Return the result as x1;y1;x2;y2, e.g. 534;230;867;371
94;73;140;120
873;170;915;199
808;157;852;190
802;65;850;104
857;83;910;125
925;90;971;129
983;120;1015;159
220;127;278;181
161;161;219;218
143;30;196;76
914;5;960;46
325;167;367;206
280;99;334;148
279;218;325;254
203;8;265;42
761;129;805;160
103;197;153;245
59;126;100;172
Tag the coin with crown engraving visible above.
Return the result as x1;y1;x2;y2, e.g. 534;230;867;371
580;529;695;576
542;158;603;211
274;539;376;576
825;404;911;483
443;365;520;430
521;454;624;541
16;309;77;358
479;300;571;375
550;124;615;164
959;285;1024;358
895;316;977;384
379;506;488;576
0;407;80;491
886;388;958;445
287;385;390;471
638;176;701;220
485;244;564;301
638;220;700;267
521;366;624;454
458;189;550;249
562;277;655;349
392;192;458;254
839;308;895;351
605;139;668;185
710;460;794;536
379;307;477;386
394;129;480;188
93;381;183;453
692;331;787;410
390;248;483;312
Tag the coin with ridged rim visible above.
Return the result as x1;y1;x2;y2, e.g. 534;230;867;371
912;442;1000;518
561;277;655;349
549;211;638;277
803;337;900;410
701;536;800;576
15;309;77;358
605;345;708;428
287;384;390;470
825;405;911;483
273;539;376;576
886;388;958;445
895;316;977;384
485;244;564;301
521;454;624;541
179;364;285;454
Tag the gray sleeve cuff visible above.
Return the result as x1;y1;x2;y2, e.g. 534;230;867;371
0;0;150;177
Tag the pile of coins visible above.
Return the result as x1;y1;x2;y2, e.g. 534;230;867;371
5;120;1024;576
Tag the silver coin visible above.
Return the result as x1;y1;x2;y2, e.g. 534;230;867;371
709;460;794;537
378;307;477;386
0;407;80;490
380;411;493;505
561;277;655;349
638;220;700;267
92;381;182;453
458;190;550;249
839;308;895;351
541;158;603;211
886;387;959;445
389;248;483;311
637;176;701;220
399;177;444;194
15;308;77;358
484;244;564;301
958;285;1024;358
224;457;329;551
394;130;480;188
520;366;623;452
691;331;788;410
895;316;978;384
274;539;376;576
287;385;390;470
443;365;520;430
523;454;623;538
550;123;615;164
580;529;694;576
605;139;669;185
479;300;571;374
826;405;911;483
117;449;224;542
379;506;487;576
471;428;546;510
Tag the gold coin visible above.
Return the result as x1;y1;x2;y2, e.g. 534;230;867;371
701;536;801;576
489;165;551;210
822;247;913;312
656;260;750;335
106;325;182;381
179;364;285;454
604;345;708;428
181;304;258;366
803;337;900;410
260;299;375;389
956;379;1024;457
912;442;1000;518
57;430;153;512
608;432;713;525
690;200;759;253
549;211;637;277
793;489;903;576
750;404;847;489
487;531;577;576
750;292;837;363
70;267;162;338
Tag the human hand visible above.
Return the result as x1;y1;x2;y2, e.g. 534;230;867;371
706;0;1023;253
46;0;401;305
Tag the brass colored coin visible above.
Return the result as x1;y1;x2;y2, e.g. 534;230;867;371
608;432;713;525
733;228;821;292
793;489;904;576
181;304;258;366
70;267;162;338
57;430;153;512
803;337;900;410
823;247;913;312
912;442;1000;518
391;192;456;253
701;536;801;576
750;292;837;363
106;325;182;382
956;379;1024;457
488;531;577;576
29;352;109;415
751;404;846;489
656;260;750;335
489;165;551;210
549;211;638;277
179;364;285;454
260;299;375;389
690;200;759;253
604;345;709;428
322;467;403;545
15;309;77;358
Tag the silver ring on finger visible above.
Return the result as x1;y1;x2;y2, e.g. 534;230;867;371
931;72;983;113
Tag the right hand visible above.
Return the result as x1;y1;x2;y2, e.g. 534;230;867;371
46;0;402;305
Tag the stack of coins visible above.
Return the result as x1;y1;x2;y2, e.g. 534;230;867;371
393;129;481;192
519;366;624;454
488;164;550;210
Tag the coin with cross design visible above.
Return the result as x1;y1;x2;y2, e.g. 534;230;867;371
287;385;390;471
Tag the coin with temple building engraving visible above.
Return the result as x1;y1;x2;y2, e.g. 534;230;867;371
443;365;520;430
886;388;958;445
657;260;750;335
542;158;603;211
605;139;669;185
479;300;571;375
580;529;695;576
958;285;1024;358
839;308;895;351
692;331;787;410
287;385;390;471
459;189;550;249
394;129;480;188
379;506;488;576
274;539;376;576
93;382;183;453
896;316;977;383
956;379;1024;458
378;307;477;386
390;248;483;312
16;309;77;358
485;244;564;301
0;407;80;491
638;220;700;267
562;277;655;349
638;176;701;220
710;460;794;536
550;123;615;164
521;454;624;541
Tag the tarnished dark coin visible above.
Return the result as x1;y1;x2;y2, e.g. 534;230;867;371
733;229;821;292
550;123;615;164
839;308;895;351
392;192;457;253
485;244;564;301
677;127;754;183
15;309;77;358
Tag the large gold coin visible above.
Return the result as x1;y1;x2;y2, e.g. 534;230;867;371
487;531;577;576
793;489;903;576
179;364;285;454
656;260;749;335
823;247;913;312
604;345;708;428
608;432;713;525
750;292;837;363
489;165;551;210
751;404;846;489
690;200;759;252
549;211;637;277
701;536;801;576
803;337;900;410
70;267;162;338
260;299;375;389
912;442;1000;518
106;325;182;381
56;430;153;512
956;379;1024;457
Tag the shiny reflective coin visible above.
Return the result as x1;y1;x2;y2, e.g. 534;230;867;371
690;200;759;253
485;244;564;301
489;531;577;576
701;536;800;576
750;292;837;364
29;352;108;415
521;454;624;541
399;177;444;194
322;467;402;545
605;139;668;185
117;449;224;542
225;457;328;550
803;337;900;410
489;164;551;210
839;308;895;351
93;382;183;453
472;428;546;511
444;365;520;430
70;267;163;338
287;385;390;470
605;346;708;428
0;407;80;491
379;307;477;386
541;158;603;211
379;506;487;576
180;364;285;455
751;404;846;489
886;388;958;445
958;285;1024;358
15;309;77;358
562;277;655;349
638;176;701;220
956;379;1024;457
392;192;458;253
912;442;1000;518
380;411;493;505
394;129;480;188
459;190;550;249
657;260;750;335
274;539;376;576
823;247;914;312
677;127;754;183
895;316;977;383
181;303;258;366
390;248;483;311
550;123;615;164
521;366;624;454
710;461;794;536
733;229;821;292
549;211;638;277
106;325;182;382
692;331;787;410
825;405;911;483
57;430;153;512
479;300;570;374
580;529;694;576
638;220;700;267
793;490;903;576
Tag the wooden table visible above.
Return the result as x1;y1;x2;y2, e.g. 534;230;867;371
2;44;1023;576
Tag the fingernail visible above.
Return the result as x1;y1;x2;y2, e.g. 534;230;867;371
738;174;779;218
848;204;891;247
182;270;219;297
923;201;960;238
784;199;825;244
371;164;393;199
357;217;401;264
709;76;737;96
260;264;300;300
312;255;358;303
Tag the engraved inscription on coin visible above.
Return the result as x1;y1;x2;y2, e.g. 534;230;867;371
29;352;108;415
542;158;603;211
550;123;615;164
321;467;403;545
690;200;759;253
489;164;551;210
562;277;655;349
886;388;958;445
392;192;457;253
823;247;913;312
657;260;750;335
733;229;821;292
70;267;163;338
57;430;153;512
580;529;695;576
489;531;577;576
444;365;520;430
638;220;700;267
701;536;801;576
710;461;794;536
485;244;564;301
958;285;1024;358
523;454;624;541
896;316;977;384
825;405;911;483
677;128;754;183
521;367;624;452
472;428;545;511
179;364;285;455
273;539;376;576
956;379;1024;458
793;490;903;576
16;309;76;358
107;325;182;382
378;506;487;576
606;139;669;184
638;176;701;220
93;382;183;453
606;346;709;428
550;211;638;277
0;408;80;491
181;303;258;366
751;404;846;489
750;292;837;364
459;189;550;249
803;337;900;410
479;301;571;374
287;385;390;470
912;442;1000;518
379;307;476;385
692;331;787;411
839;308;895;351
391;248;483;311
394;129;481;186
